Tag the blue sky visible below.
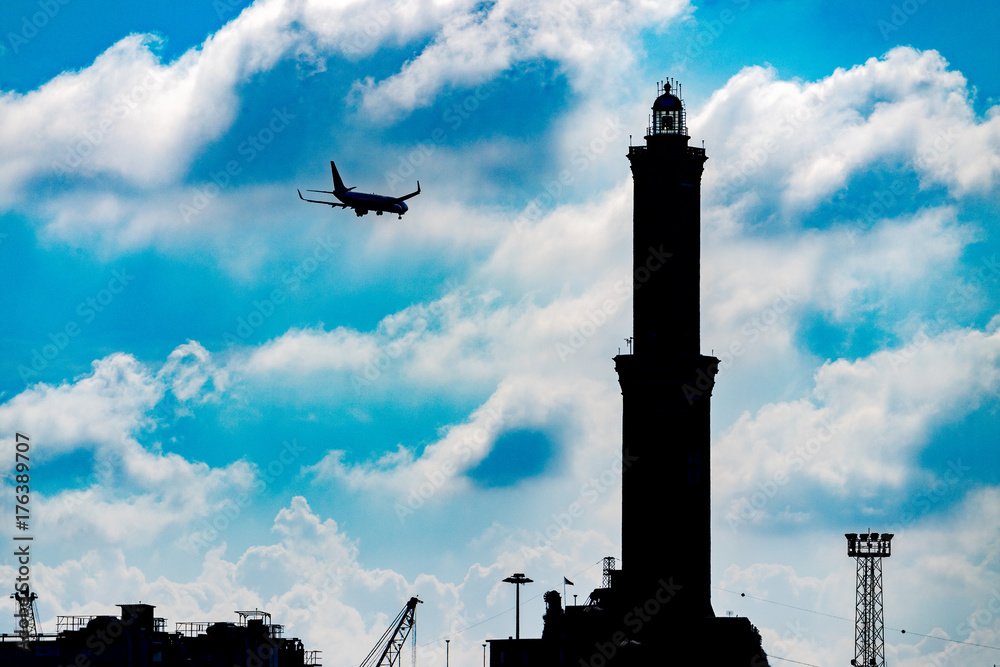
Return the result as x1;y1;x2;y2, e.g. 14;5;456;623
2;0;1000;665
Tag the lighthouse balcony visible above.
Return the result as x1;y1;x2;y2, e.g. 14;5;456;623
627;144;705;158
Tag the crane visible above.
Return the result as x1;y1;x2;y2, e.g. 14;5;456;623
359;597;423;667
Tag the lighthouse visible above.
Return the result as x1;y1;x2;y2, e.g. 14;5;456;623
616;79;716;622
487;82;770;667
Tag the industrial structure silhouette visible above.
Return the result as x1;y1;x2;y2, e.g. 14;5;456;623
0;603;316;665
488;82;770;667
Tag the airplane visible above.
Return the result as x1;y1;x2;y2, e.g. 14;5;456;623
298;161;420;219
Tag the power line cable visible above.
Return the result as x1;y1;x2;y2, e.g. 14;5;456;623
768;655;820;666
715;585;1000;653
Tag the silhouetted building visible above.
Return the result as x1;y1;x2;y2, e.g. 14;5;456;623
0;603;318;666
490;82;769;667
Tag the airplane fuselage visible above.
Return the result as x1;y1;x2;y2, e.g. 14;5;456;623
335;191;408;216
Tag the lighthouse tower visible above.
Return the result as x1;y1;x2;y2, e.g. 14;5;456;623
610;81;769;665
615;80;716;622
486;82;770;667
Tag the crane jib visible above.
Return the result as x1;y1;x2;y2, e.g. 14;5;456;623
359;597;423;667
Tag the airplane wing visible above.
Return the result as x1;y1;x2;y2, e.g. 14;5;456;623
298;189;348;207
392;181;421;203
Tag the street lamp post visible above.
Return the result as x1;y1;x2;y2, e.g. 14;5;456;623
502;573;533;640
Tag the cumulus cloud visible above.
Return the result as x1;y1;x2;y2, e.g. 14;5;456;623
0;0;689;251
694;47;1000;220
716;487;1000;667
305;371;619;501
242;325;377;376
349;0;691;120
159;340;229;403
703;205;974;363
0;347;255;546
0;352;162;455
715;324;1000;527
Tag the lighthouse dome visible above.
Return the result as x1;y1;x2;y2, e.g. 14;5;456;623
653;90;682;109
650;82;686;136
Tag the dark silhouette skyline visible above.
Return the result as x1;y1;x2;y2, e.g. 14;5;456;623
0;603;316;666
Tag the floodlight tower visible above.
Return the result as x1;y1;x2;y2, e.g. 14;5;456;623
846;532;893;667
11;587;40;644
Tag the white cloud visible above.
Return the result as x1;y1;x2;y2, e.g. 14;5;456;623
715;487;1000;667
715;325;1000;527
350;0;691;120
0;352;162;455
159;340;229;402
0;347;256;546
694;47;1000;219
242;325;378;375
704;206;973;349
0;0;689;248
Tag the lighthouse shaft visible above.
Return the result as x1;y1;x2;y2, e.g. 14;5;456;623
616;84;716;622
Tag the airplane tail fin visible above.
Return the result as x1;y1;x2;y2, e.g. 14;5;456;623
330;161;349;193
